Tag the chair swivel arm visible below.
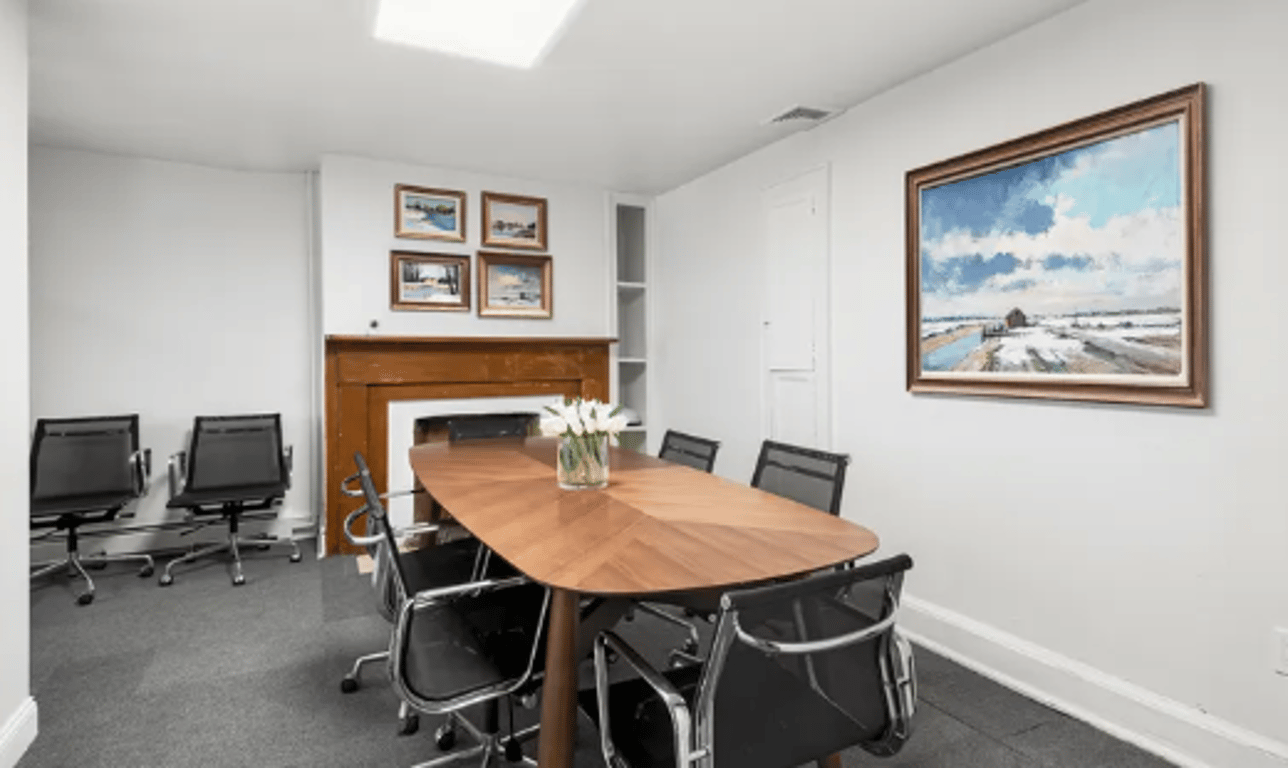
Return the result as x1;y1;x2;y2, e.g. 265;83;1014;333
341;502;447;548
594;631;701;767
409;573;531;609
730;606;899;655
131;448;152;497
167;451;187;500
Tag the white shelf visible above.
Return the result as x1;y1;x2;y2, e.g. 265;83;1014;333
618;357;646;364
620;425;647;433
617;281;646;291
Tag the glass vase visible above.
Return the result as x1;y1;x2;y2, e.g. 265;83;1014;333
557;433;609;490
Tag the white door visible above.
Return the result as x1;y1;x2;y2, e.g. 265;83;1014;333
763;167;830;448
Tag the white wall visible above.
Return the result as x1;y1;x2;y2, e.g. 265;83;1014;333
0;1;34;763
318;154;610;337
653;0;1288;765
28;148;315;548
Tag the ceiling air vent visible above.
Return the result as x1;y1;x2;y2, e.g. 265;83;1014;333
764;105;836;126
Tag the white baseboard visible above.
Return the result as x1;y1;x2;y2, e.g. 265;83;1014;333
901;595;1288;768
0;697;37;768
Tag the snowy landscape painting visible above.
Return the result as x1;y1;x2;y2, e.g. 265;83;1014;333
395;184;466;242
906;85;1207;406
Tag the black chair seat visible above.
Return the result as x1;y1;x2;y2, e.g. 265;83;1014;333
582;648;882;768
400;582;547;703
31;492;134;519
400;539;482;593
167;482;287;509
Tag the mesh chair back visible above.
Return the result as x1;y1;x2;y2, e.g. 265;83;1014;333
658;429;720;473
700;555;916;767
30;415;139;504
354;452;411;603
447;414;533;442
186;414;284;491
750;440;849;515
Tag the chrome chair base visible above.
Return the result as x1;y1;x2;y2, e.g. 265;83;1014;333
159;532;300;586
31;550;155;605
412;714;539;767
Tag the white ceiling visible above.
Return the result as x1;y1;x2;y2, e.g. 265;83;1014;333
28;0;1086;193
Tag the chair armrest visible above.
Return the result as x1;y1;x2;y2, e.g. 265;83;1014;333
339;471;363;498
594;631;696;768
283;445;294;488
730;605;898;655
409;574;530;609
381;488;425;499
167;451;187;500
132;448;152;497
342;505;384;547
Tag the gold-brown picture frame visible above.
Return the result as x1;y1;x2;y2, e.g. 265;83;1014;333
395;184;467;242
906;83;1207;407
390;251;470;312
477;251;552;318
481;191;548;251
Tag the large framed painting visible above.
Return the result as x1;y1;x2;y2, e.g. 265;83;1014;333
390;251;470;312
395;184;466;241
481;191;548;251
906;84;1207;407
477;251;552;318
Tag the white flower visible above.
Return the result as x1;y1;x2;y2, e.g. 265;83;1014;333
606;414;628;435
539;416;567;437
566;409;585;435
578;401;596;430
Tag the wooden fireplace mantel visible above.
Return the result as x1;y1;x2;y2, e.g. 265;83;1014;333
323;335;613;555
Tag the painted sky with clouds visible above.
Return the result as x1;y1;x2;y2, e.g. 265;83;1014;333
920;121;1183;320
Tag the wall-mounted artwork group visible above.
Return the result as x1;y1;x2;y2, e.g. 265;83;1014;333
906;83;1207;408
389;186;552;318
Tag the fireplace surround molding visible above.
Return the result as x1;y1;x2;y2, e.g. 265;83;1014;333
323;335;613;555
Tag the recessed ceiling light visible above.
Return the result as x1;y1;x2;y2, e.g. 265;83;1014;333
373;0;586;69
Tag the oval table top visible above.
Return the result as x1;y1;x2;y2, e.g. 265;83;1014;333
408;436;879;596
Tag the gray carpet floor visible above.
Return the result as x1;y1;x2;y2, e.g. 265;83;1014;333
22;540;1177;768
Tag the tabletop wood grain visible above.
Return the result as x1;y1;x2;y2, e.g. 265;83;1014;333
408;436;879;595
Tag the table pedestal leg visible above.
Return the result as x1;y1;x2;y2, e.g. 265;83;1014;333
538;588;580;768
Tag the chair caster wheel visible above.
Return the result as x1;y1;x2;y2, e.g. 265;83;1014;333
158;574;174;587
340;676;359;694
434;723;456;750
289;552;302;563
77;593;94;606
232;575;246;586
504;738;523;762
139;565;154;578
398;713;419;736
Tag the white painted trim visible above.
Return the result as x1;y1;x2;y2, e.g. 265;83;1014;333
0;697;37;768
901;595;1288;768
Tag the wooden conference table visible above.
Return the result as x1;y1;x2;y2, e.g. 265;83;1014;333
409;436;880;768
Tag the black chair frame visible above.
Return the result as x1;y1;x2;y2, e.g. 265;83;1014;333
354;453;548;767
750;440;851;517
657;430;721;474
159;414;300;587
591;555;917;768
29;415;157;605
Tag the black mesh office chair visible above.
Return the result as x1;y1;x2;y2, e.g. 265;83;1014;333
338;452;493;736
160;414;301;587
585;554;917;768
657;429;721;473
353;453;549;767
751;440;850;516
29;415;156;606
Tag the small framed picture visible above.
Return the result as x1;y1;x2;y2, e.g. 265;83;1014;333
395;184;467;241
481;191;548;251
390;251;470;312
478;251;552;318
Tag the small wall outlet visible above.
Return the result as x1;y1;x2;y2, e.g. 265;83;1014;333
1275;628;1288;676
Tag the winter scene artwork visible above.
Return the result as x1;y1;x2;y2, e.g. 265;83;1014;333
907;85;1206;407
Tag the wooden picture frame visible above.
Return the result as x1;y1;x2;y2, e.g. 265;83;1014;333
906;83;1207;407
477;251;552;318
481;191;548;251
395;184;467;242
390;251;470;312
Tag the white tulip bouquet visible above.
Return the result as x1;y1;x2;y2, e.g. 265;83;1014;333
540;397;628;489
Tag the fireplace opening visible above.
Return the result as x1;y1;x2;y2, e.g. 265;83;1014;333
411;412;540;534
